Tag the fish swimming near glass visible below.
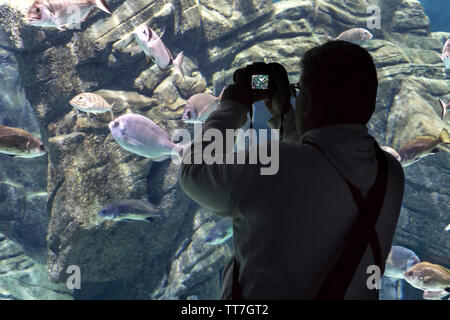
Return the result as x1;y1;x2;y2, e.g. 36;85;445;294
398;129;450;166
439;98;449;120
98;199;167;222
69;92;114;119
27;0;112;30
404;262;450;300
109;113;185;162
133;25;184;79
327;28;373;44
182;93;221;124
205;218;233;245
0;125;47;158
384;246;420;280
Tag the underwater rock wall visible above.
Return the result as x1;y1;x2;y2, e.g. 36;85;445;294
0;233;71;299
0;0;448;299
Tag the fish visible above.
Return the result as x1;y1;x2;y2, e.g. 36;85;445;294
133;25;184;79
182;93;221;123
384;246;420;280
445;224;450;231
398;129;450;165
109;113;180;162
327;28;373;44
69;92;114;119
439;99;449;120
441;39;450;70
422;290;450;300
380;146;402;162
98;199;167;222
27;0;112;30
0;125;47;158
404;262;450;300
205;218;233;245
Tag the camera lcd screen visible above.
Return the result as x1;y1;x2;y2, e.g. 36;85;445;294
251;74;269;90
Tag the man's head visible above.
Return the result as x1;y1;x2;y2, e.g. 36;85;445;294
295;41;378;135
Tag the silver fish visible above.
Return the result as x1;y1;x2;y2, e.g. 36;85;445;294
439;98;449;120
398;129;450;166
109;113;177;162
0;125;47;158
329;28;373;44
98;199;166;222
404;262;450;299
380;146;401;162
445;224;450;231
69;92;114;118
182;93;220;123
384;246;420;280
27;0;112;30
205;218;233;245
133;25;184;78
442;39;450;69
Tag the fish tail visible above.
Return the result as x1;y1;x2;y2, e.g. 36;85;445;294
439;99;447;119
440;128;450;144
173;51;185;79
94;0;112;14
110;102;116;120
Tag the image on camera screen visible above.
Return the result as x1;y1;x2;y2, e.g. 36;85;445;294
251;74;269;90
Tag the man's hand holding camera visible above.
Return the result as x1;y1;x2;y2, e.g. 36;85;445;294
220;62;293;117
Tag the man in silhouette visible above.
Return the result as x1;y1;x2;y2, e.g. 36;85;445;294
180;41;405;299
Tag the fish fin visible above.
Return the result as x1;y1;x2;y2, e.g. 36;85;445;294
146;55;153;64
95;0;112;14
439;99;447;119
80;10;94;24
173;51;184;79
124;135;142;147
57;25;69;31
144;217;154;223
326;34;334;41
159;26;166;39
218;86;226;100
440;128;450;144
109;102;116;120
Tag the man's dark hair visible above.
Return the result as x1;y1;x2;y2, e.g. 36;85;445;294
299;40;378;125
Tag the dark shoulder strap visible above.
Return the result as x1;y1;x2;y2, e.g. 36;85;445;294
304;141;388;300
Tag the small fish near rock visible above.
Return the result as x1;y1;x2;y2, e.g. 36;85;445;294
69;92;114;119
133;25;185;79
98;199;167;222
108;113;185;162
205;218;233;245
404;261;450;300
27;0;112;31
182;93;221;124
0;125;47;158
398;129;450;166
327;28;373;44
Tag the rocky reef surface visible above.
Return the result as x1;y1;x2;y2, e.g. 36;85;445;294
0;0;448;299
0;233;71;299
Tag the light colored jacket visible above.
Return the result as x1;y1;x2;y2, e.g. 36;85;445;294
180;99;405;299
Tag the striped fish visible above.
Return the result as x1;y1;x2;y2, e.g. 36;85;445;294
27;0;111;30
69;92;114;118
